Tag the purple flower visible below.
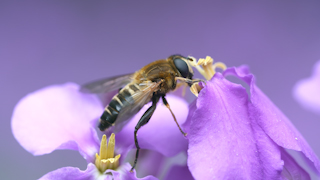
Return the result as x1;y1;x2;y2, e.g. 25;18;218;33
293;60;320;115
13;56;317;180
11;82;193;179
184;60;320;179
11;83;159;180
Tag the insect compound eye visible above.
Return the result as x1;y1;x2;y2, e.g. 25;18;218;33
173;58;190;78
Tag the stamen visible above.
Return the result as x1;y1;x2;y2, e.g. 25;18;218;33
100;135;107;159
106;133;115;159
189;55;227;95
95;134;121;173
188;56;207;79
190;56;227;80
212;62;227;72
190;83;202;97
198;56;214;80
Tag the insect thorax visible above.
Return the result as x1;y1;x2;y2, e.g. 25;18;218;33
133;59;179;94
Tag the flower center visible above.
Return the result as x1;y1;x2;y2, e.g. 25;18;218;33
189;56;227;96
95;133;121;173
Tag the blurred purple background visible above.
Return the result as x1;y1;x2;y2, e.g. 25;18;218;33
1;1;320;179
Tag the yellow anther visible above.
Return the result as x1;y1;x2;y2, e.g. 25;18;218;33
95;134;121;173
197;56;213;66
191;55;227;80
198;56;215;80
188;57;207;80
188;55;227;95
99;134;107;159
187;56;198;67
190;83;202;97
106;133;115;159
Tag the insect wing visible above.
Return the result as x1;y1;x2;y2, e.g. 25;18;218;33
80;73;134;93
112;81;160;132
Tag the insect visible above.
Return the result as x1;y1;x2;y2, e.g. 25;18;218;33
81;54;200;171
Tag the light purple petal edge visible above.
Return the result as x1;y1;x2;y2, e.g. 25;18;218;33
11;83;102;161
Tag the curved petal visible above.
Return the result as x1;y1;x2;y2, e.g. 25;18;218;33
115;163;158;180
11;83;103;161
116;95;188;157
40;163;158;180
164;165;193;180
134;150;165;178
39;163;98;180
293;60;320;115
187;74;283;179
280;149;310;180
182;100;196;133
223;66;320;173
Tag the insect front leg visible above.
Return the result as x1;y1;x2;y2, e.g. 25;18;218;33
175;77;205;86
130;95;160;172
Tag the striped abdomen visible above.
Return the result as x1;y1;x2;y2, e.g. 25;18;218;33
98;84;140;131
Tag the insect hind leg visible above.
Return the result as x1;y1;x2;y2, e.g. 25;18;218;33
130;95;160;172
162;96;187;136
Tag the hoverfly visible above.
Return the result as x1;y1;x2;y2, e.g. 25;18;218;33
81;55;200;171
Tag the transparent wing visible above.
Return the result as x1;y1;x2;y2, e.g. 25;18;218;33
112;80;161;132
80;73;134;94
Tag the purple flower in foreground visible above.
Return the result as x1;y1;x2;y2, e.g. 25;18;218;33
11;83;193;179
14;56;318;180
183;57;320;179
293;60;320;115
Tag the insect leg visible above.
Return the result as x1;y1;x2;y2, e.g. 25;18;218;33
161;96;187;136
130;95;160;172
175;77;205;86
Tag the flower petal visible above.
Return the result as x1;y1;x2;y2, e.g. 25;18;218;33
134;150;165;178
182;100;196;133
280;149;310;180
164;165;193;180
116;95;188;157
293;60;320;115
11;83;103;160
186;74;283;179
116;163;158;180
39;163;98;180
223;66;320;173
40;163;158;180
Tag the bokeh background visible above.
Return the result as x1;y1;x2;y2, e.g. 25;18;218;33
1;0;320;179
